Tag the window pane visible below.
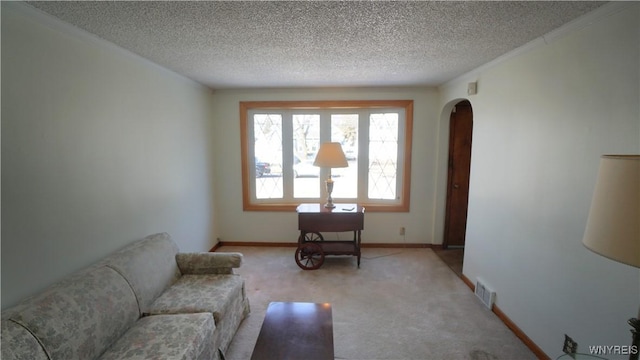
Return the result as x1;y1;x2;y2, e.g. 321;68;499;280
242;100;412;211
293;114;320;198
254;114;283;199
331;114;358;198
368;113;398;200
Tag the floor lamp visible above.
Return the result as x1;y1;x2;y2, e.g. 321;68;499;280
313;142;348;209
582;155;640;360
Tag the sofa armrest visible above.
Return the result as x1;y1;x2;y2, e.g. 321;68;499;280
176;252;243;275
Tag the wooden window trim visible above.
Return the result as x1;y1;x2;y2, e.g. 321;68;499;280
240;100;413;212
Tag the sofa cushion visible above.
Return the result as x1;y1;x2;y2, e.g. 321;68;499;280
176;252;243;275
5;266;139;360
145;274;244;324
0;319;48;360
103;232;181;315
98;313;215;360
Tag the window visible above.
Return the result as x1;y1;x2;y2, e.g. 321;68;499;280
240;100;413;212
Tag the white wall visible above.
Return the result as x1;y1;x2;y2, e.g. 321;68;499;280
439;3;639;359
211;87;442;244
4;2;638;355
1;3;217;308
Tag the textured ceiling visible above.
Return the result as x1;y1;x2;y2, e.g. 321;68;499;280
26;1;606;89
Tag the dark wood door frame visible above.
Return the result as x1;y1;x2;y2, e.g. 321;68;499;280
443;100;473;249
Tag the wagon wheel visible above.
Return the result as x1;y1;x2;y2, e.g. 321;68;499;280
295;242;324;270
298;231;324;243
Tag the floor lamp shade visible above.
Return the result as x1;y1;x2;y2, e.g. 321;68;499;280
582;155;640;268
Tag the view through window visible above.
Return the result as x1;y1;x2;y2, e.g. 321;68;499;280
240;100;413;212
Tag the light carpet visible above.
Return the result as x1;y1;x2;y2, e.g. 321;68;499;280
220;246;536;360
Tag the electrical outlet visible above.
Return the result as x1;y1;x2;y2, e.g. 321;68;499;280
562;334;578;358
399;227;405;236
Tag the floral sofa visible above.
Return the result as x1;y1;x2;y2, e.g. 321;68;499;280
1;232;250;360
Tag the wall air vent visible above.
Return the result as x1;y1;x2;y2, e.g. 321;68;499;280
474;278;496;310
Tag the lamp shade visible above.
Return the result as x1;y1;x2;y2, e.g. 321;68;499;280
582;155;640;268
313;142;348;168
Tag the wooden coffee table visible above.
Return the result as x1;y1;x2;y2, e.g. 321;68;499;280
250;302;334;360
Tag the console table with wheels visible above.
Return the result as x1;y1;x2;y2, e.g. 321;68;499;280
295;203;365;270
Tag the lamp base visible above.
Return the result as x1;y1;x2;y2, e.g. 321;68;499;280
324;177;335;209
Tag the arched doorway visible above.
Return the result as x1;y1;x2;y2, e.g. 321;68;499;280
443;100;473;249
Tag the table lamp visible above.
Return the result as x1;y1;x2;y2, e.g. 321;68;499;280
313;142;348;208
582;155;640;360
